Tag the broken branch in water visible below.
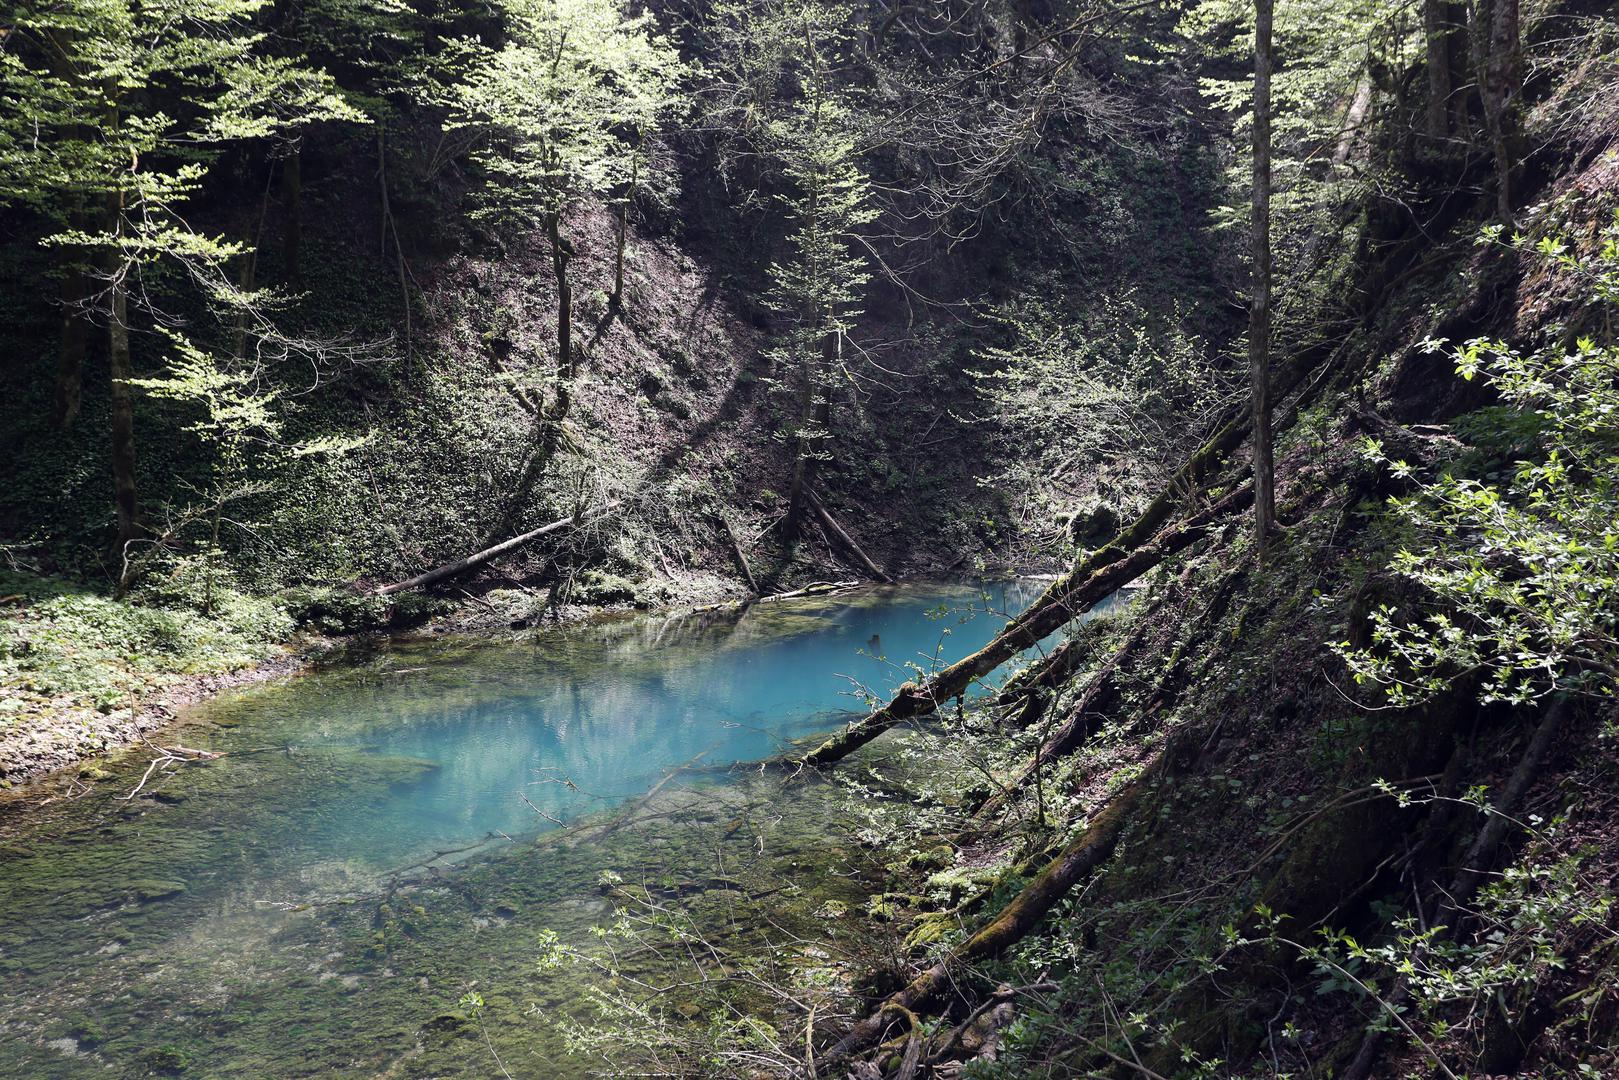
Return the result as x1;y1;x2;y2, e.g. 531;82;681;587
121;740;224;800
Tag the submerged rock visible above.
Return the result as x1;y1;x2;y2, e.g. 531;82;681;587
129;879;187;902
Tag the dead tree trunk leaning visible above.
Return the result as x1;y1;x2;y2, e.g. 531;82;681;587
798;484;1254;768
979;567;1241;820
1250;0;1277;554
717;513;759;595
807;490;892;583
375;501;620;595
973;622;1152;820
796;328;1340;770
1341;696;1568;1080
1439;695;1567;920
1025;331;1313;616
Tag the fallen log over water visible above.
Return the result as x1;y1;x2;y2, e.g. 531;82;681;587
798;484;1253;768
757;579;863;603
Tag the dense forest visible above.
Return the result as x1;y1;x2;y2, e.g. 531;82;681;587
1;0;1617;1076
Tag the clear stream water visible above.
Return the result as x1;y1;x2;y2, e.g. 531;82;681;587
0;581;1119;1078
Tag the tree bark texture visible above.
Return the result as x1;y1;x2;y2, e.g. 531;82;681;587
1424;0;1455;138
1480;0;1521;222
1250;0;1277;554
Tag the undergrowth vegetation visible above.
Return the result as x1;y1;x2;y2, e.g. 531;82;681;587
0;570;290;725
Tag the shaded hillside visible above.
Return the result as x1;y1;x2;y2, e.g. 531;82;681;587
723;9;1619;1074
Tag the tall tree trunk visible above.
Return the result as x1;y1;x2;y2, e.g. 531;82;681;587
610;151;638;313
273;0;303;286
1250;0;1277;552
1445;0;1470;131
102;92;139;559
108;254;139;556
54;261;89;430
545;210;574;419
787;326;836;534
280;146;302;286
1480;0;1521;222
42;36;91;432
1424;0;1455;139
377;128;412;357
231;247;257;361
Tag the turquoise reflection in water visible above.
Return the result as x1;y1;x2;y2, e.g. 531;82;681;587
193;580;1112;864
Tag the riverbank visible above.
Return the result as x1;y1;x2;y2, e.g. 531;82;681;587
0;645;317;786
0;568;738;786
3;564;1011;786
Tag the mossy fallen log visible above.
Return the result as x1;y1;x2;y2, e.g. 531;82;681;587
821;762;1157;1066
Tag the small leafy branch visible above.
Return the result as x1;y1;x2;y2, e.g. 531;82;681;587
1338;213;1619;706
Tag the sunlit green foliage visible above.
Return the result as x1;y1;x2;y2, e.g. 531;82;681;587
703;0;877;487
0;0;362;233
124;332;363;606
1181;0;1411;251
0;0;370;592
444;0;686;223
1341;217;1619;705
973;289;1238;531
